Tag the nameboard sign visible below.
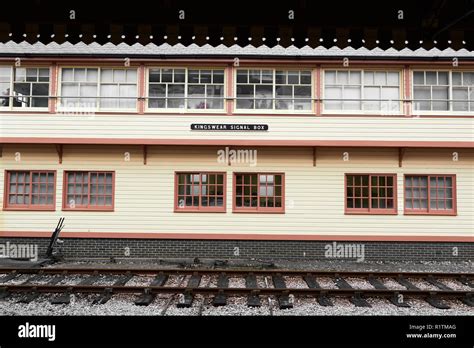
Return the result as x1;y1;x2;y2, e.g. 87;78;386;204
191;124;269;131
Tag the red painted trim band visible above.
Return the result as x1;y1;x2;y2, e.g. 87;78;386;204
1;138;473;148
0;231;472;242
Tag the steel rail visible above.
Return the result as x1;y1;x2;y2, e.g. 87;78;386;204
0;284;471;297
0;267;472;279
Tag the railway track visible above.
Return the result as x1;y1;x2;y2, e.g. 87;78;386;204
0;267;472;310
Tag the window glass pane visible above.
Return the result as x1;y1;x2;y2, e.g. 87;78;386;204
87;69;98;82
453;88;468;111
437;72;448;85
101;69;113;82
200;70;212;83
294;86;311;97
426;71;437;84
364;72;374;85
249;70;260;83
337;71;348;84
387;72;399;85
74;69;86;82
161;69;172;82
432;86;449;110
374;72;386;85
174;69;185;83
413;86;431;111
452;72;462;85
364;86;380;110
349;71;361;84
62;68;74;81
237;70;248;83
32;84;48;96
325;71;336;84
261;70;273;83
300;71;311;84
413;71;424;85
149;69;160;82
464;72;474;86
126;69;137;83
324;86;341;110
287;71;299;84
343;86;361;110
114;70;126;83
212;70;224;84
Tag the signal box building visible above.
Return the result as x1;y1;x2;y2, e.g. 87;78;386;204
0;42;473;261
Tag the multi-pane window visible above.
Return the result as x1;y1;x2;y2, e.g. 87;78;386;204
404;175;456;214
345;174;397;214
324;70;400;112
99;69;137;109
148;68;225;110
234;173;284;212
452;72;474;112
149;68;185;109
175;172;226;211
60;68;137;109
5;171;55;209
61;68;98;108
236;69;312;111
413;71;449;111
64;171;114;210
0;66;11;107
187;69;224;109
13;68;50;108
0;67;50;108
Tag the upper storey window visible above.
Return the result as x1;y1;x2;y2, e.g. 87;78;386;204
236;69;312;112
0;66;50;109
148;68;225;111
324;70;401;113
413;71;474;113
60;68;137;110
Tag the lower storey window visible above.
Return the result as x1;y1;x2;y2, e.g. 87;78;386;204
175;172;226;211
345;174;396;214
404;175;456;215
234;173;284;212
5;170;55;209
64;171;114;210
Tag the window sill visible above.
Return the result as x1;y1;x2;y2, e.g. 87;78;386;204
62;208;114;212
174;208;226;213
3;207;56;211
232;209;285;214
345;210;398;215
404;211;457;216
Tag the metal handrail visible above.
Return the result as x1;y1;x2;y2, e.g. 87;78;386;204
0;95;472;102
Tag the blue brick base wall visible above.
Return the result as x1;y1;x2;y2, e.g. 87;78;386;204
0;237;472;262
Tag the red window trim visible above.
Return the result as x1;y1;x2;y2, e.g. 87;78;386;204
403;174;457;216
62;171;115;211
3;170;57;211
233;172;285;213
174;172;227;213
344;173;398;215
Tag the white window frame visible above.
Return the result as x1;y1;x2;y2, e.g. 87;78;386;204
234;68;314;114
412;69;474;116
322;68;403;115
57;66;139;113
0;65;50;111
145;67;226;113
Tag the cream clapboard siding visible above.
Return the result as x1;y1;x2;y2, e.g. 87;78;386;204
0;144;473;237
1;114;473;142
